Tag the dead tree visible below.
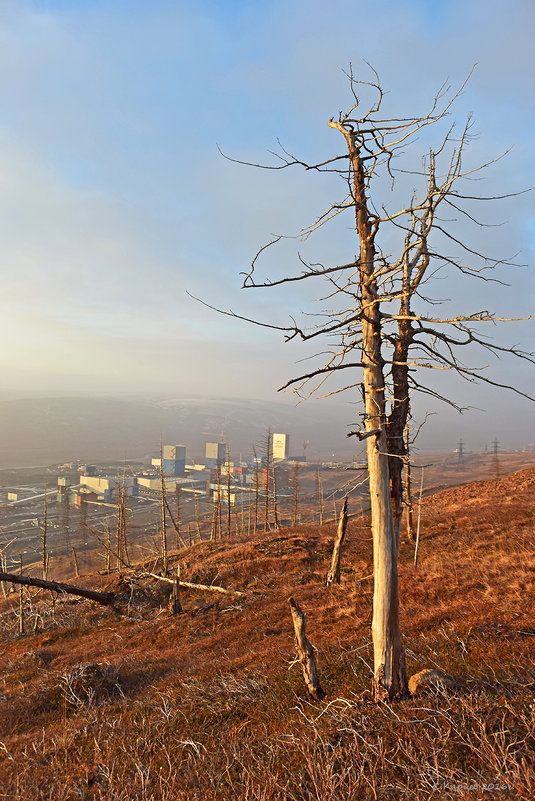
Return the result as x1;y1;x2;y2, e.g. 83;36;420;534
168;564;183;614
226;447;232;540
72;546;79;577
18;555;24;635
105;523;111;573
316;467;324;525
253;446;259;535
264;429;272;531
326;496;348;586
42;488;48;581
209;68;534;701
289;597;324;701
0;570;115;606
175;486;182;550
272;463;279;530
404;426;416;542
292;461;300;526
159;445;168;572
216;463;223;540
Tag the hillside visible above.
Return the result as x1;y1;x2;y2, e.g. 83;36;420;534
0;468;534;800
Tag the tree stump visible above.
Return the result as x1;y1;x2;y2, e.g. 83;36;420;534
289;597;324;701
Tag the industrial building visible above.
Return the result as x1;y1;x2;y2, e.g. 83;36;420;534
162;444;186;476
272;433;290;461
137;476;186;492
205;442;226;470
78;475;137;503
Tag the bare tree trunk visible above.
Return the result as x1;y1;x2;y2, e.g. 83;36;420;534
404;426;416;542
292;462;299;526
217;463;223;540
168;564;183;614
210;499;217;541
105;522;111;573
42;488;48;581
329;120;408;701
253;452;259;536
159;452;168;573
235;490;240;538
175;486;182;550
226;448;232;540
413;467;425;568
18;555;24;635
1;554;7;599
164;495;187;549
0;570;115;605
194;494;201;541
326;496;348;586
264;429;271;531
72;546;79;578
316;467;324;525
272;463;279;530
289;597;324;701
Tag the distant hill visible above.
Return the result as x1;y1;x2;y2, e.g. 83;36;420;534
0;395;357;467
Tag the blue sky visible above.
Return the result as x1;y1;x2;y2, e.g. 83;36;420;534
1;0;534;446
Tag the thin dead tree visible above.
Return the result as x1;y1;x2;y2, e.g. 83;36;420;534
194;494;201;541
210;498;218;541
253;446;259;535
42;487;48;581
216;462;223;540
159;445;168;572
72;546;79;578
413;467;425;568
208;67;534;701
264;429;272;531
115;483;129;570
18;554;24;635
316;467;324;526
326;496;348;586
292;461;300;526
404;426;416;542
105;522;111;573
272;463;279;530
226;447;232;540
168;563;183;615
175;486;182;550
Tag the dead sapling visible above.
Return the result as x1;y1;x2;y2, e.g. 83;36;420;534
168;563;183;614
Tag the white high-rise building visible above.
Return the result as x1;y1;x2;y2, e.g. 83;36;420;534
272;433;290;460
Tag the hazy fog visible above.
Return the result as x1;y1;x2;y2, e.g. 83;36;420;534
0;1;533;457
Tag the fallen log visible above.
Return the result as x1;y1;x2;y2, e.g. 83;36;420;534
144;572;244;597
0;571;115;606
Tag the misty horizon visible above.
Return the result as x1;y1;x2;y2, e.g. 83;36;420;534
0;1;533;462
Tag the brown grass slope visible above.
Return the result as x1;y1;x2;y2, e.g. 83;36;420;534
0;468;534;800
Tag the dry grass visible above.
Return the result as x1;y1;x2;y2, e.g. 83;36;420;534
0;467;534;799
